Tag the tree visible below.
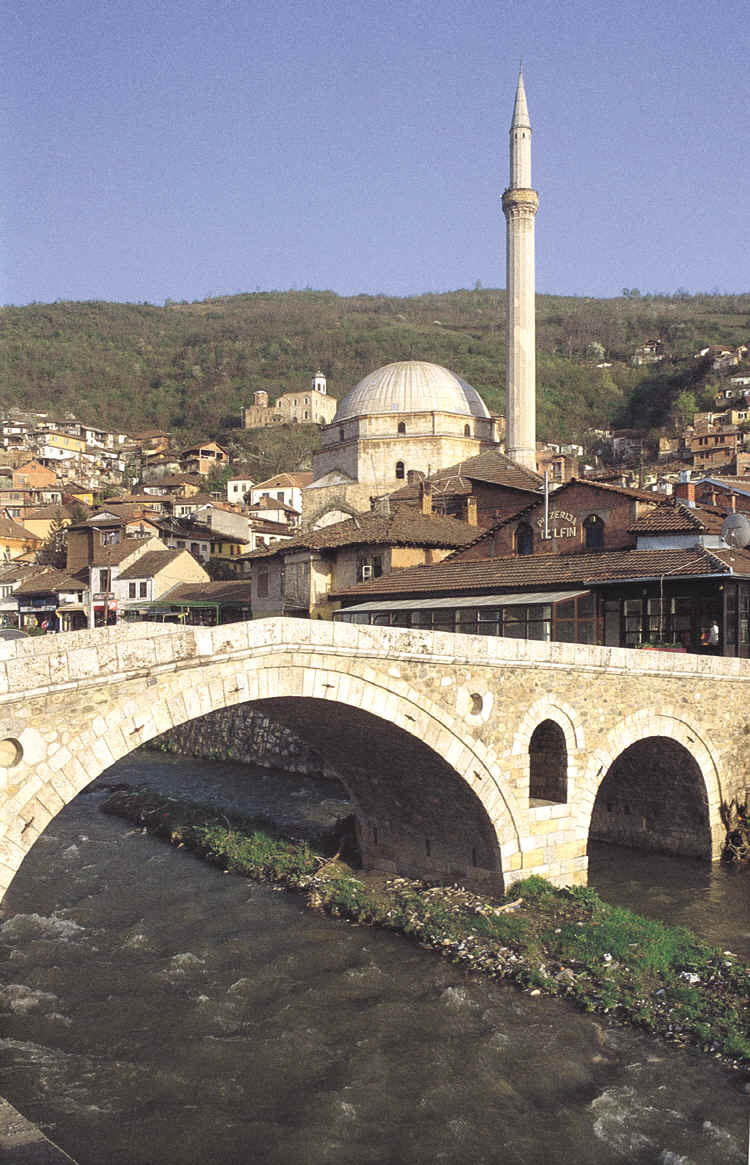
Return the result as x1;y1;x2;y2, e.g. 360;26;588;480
36;509;68;568
671;390;698;432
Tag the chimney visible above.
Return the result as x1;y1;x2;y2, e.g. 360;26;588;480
730;493;737;511
420;480;433;516
465;495;478;526
675;479;696;505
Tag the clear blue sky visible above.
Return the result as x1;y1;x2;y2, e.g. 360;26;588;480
4;0;748;306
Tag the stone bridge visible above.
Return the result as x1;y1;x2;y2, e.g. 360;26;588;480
0;619;748;901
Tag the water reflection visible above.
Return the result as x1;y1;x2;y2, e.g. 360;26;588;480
588;841;750;958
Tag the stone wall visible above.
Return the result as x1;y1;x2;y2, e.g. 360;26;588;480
150;704;340;780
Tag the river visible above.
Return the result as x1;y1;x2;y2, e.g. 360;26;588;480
1;751;748;1164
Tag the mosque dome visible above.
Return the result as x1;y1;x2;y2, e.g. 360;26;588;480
333;360;490;422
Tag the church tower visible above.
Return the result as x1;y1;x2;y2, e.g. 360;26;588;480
502;69;539;473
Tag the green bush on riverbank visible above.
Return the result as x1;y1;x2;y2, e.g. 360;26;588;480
101;786;750;1067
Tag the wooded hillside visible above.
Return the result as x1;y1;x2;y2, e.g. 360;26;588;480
2;289;748;444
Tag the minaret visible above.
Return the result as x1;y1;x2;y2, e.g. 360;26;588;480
502;69;539;473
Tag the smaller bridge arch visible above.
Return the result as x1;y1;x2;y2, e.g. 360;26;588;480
582;709;724;859
511;696;585;803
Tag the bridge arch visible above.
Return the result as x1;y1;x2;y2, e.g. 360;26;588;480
1;649;525;899
581;709;724;859
511;697;585;803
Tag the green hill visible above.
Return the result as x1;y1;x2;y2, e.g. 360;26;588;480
1;289;748;446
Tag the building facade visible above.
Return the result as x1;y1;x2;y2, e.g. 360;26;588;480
241;372;338;429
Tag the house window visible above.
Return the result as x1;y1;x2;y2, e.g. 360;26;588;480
139;581;147;598
553;592;596;644
257;569;269;597
464;424;471;437
395;461;405;479
624;598;643;648
397;421;406;434
583;513;605;549
98;569;110;592
357;555;383;582
128;582;136;598
514;522;534;555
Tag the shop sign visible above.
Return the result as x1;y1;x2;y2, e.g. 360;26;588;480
536;509;578;538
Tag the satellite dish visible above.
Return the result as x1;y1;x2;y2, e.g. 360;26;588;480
721;512;750;549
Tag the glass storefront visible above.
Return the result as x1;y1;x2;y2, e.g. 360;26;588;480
336;592;597;646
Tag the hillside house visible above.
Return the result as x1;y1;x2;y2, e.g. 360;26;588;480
387;450;542;528
691;427;740;473
248;473;313;517
114;548;209;615
226;474;255;506
181;441;229;477
249;508;480;619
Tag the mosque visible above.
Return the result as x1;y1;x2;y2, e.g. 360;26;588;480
303;71;538;527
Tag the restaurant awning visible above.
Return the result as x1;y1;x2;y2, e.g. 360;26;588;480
336;589;590;615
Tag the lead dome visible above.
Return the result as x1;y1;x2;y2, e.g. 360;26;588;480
333;360;490;422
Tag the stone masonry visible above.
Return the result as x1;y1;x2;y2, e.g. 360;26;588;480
0;619;748;901
151;705;341;781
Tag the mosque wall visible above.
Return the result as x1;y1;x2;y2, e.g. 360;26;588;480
318;411;495;449
313;434;494;491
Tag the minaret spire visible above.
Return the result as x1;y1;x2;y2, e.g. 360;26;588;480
502;68;539;473
511;68;530;129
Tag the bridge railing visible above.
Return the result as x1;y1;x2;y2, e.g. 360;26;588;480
0;617;747;703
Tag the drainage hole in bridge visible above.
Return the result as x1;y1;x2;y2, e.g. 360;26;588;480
0;738;22;768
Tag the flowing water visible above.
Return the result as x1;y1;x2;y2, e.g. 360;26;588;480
1;751;749;1164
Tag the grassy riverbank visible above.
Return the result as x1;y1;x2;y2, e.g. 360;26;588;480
101;785;750;1067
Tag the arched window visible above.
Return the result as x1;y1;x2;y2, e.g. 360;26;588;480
464;423;471;437
395;461;405;479
529;720;567;802
397;421;406;434
584;513;605;549
514;522;534;556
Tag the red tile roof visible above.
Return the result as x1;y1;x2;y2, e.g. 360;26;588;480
15;568;87;595
161;580;252;603
116;550;187;580
0;517;42;543
389;450;542;502
247;509;480;559
550;477;659;503
628;500;726;535
252;472;313;490
332;546;747;600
